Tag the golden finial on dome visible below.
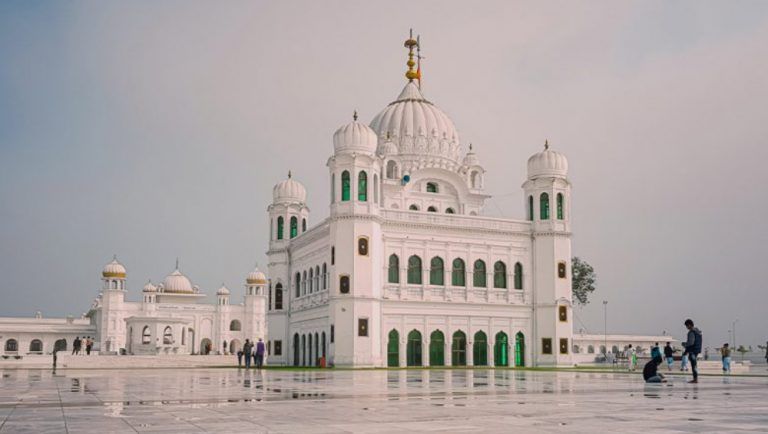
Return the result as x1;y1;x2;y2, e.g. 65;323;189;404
288;170;292;179
544;139;549;150
404;28;419;81
353;110;358;121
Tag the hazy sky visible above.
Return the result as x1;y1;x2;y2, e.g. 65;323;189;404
1;1;767;347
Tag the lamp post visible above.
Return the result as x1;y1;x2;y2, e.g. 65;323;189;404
732;320;738;349
603;300;608;360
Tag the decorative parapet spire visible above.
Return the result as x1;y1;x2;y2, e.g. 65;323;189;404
404;29;419;81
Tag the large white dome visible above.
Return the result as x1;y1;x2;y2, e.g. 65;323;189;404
272;173;307;204
161;268;195;294
370;82;461;168
333;114;378;155
527;142;569;179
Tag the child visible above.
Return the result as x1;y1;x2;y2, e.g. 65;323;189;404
643;357;666;383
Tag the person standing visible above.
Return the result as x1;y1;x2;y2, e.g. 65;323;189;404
85;337;92;355
721;343;731;374
72;337;81;355
663;342;674;371
682;319;703;383
255;338;266;369
243;339;253;369
53;347;58;369
651;343;661;360
237;349;243;367
626;345;636;371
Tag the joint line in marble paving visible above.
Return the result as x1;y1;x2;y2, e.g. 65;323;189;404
55;375;70;434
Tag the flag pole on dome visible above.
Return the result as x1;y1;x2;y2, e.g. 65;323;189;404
416;34;422;90
404;29;419;82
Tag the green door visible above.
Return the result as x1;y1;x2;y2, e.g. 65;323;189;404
494;332;508;367
452;331;467;366
515;332;525;367
387;330;399;367
473;331;488;366
407;330;422;366
429;330;445;366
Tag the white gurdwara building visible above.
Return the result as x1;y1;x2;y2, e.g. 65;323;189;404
264;36;575;368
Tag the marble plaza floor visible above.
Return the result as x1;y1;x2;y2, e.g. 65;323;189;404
0;368;766;433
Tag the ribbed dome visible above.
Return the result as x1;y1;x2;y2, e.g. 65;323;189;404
142;281;157;293
377;138;399;156
272;173;307;204
333;114;378;154
246;267;267;285
370;82;461;167
527;142;569;179
216;284;230;296
160;268;194;294
102;256;126;278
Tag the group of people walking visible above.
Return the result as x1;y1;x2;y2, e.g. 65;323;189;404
236;338;266;369
644;318;703;384
71;336;93;355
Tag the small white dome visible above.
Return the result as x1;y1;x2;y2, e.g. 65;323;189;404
463;144;480;167
246;267;267;285
142;281;157;293
102;256;126;278
527;142;568;179
333;113;378;154
377;138;399;156
216;284;230;296
161;268;195;294
272;172;307;204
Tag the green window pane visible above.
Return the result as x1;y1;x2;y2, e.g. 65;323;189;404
473;331;488;366
407;330;422;366
277;217;284;240
452;331;467;366
515;332;525;367
358;171;367;202
452;258;465;286
290;216;298;238
557;193;564;220
528;195;534;221
387;330;399;367
388;254;399;284
473;260;486;287
430;257;444;285
407;256;422;284
540;192;550;220
429;330;445;366
514;262;523;290
494;332;508;367
493;261;506;288
341;171;350;201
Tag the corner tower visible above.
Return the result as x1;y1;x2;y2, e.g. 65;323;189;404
523;141;574;367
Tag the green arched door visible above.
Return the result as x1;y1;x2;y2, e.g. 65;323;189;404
407;330;422;366
429;330;445;366
494;332;509;367
387;330;399;367
515;332;525;367
473;331;488;366
452;331;467;366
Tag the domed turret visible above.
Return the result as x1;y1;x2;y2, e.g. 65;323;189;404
527;141;568;179
246;267;267;285
216;284;230;296
333;112;378;155
272;172;307;204
142;280;157;293
463;143;480;167
102;256;126;278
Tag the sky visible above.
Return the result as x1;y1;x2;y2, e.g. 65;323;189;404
1;1;767;348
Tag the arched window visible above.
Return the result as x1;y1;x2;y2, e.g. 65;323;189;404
331;246;335;265
142;326;151;344
302;218;307;232
409;204;419;211
295;272;301;297
452;258;466;286
293;334;300;366
494;332;509;367
515;332;526;367
309;268;314;293
275;283;283;310
493;261;507;288
588;345;595;354
473;331;488;366
599;345;606;355
427;206;437;212
573;344;581;354
163;326;173;345
358;171;367;201
407;255;422;284
4;339;18;352
473;260;487;287
386;160;398;179
445;208;455;214
611;345;619;354
290;216;298;238
277;216;284;240
373;174;379;204
540;192;550;220
387;329;399;367
429;257;444;285
452;331;467;366
426;182;438;193
430;330;445;366
315;265;320;289
528;195;534;221
302;271;307;295
470;171;480;189
557;193;564;220
322;263;327;289
388;254;400;283
339;275;350;294
514;262;523;290
29;339;43;353
229;320;241;331
341;170;351;201
407;330;422;366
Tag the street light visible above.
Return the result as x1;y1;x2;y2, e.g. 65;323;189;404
732;320;738;349
603;300;608;361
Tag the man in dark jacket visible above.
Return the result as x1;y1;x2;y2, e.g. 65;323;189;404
255;338;266;369
682;319;703;383
643;356;666;383
663;342;675;371
242;339;253;369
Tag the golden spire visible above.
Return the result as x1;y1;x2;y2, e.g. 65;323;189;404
404;29;419;81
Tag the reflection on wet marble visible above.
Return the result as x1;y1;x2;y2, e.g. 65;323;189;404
0;368;766;433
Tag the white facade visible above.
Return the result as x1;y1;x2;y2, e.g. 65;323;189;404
264;39;578;368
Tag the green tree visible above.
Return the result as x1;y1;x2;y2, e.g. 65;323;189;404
736;345;749;362
571;257;597;306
